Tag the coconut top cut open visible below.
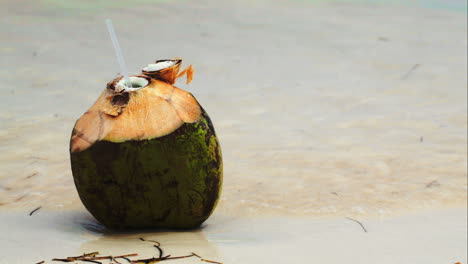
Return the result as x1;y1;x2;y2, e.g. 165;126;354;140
143;60;178;72
70;59;201;153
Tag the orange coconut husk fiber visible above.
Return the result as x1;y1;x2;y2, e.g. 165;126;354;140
70;62;201;153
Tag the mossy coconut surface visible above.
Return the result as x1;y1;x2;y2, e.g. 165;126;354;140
71;110;222;229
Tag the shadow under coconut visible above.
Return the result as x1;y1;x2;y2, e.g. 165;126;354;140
72;212;222;263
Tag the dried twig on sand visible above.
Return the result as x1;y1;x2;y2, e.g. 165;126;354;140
130;254;197;263
48;238;223;264
401;64;420;80
29;206;42;216
52;252;137;263
345;217;368;233
201;259;224;264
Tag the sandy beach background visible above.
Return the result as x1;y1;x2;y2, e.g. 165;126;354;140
0;0;467;263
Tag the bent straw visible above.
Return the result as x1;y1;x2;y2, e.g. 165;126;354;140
105;19;132;88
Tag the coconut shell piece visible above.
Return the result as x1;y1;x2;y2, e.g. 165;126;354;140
142;58;194;85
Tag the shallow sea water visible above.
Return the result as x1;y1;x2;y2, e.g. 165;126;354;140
1;0;466;217
0;0;467;263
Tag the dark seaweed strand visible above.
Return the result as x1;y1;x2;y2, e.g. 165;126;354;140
139;238;163;258
130;256;169;263
112;257;122;264
29;206;42;216
154;245;163;258
190;251;223;264
130;254;197;263
121;257;132;263
92;254;138;260
81;259;102;264
191;252;223;264
164;254;195;260
139;237;161;246
202;259;224;264
345;217;368;233
52;259;73;262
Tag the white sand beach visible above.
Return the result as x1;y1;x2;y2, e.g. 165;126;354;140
0;208;466;263
0;0;466;263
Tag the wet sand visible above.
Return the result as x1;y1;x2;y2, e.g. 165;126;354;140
0;0;467;263
0;208;466;263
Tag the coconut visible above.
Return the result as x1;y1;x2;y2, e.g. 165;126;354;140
70;59;222;230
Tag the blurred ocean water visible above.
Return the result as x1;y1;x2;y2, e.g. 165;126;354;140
0;0;466;217
293;0;468;12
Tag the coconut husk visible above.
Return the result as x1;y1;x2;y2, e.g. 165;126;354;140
70;63;201;153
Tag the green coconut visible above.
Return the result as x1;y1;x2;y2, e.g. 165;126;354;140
69;59;222;229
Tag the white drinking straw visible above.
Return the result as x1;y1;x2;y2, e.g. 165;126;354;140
105;19;132;88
